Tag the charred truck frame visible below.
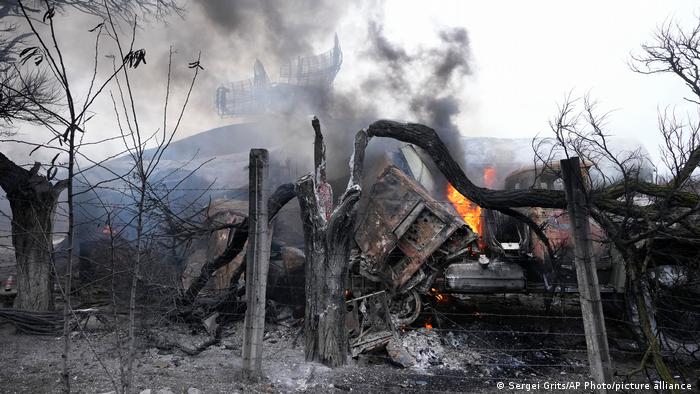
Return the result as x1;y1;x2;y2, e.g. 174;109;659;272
349;146;626;327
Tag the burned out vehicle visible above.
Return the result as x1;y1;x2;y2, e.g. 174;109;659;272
350;161;626;326
352;165;478;326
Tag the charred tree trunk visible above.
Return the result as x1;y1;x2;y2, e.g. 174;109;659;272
296;175;328;361
297;124;368;367
0;153;66;311
366;120;699;213
312;116;333;220
176;183;295;308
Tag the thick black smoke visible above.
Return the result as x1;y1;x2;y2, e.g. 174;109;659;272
135;1;474;181
359;19;472;167
363;21;412;93
195;0;349;60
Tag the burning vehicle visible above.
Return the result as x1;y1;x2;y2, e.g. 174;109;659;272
350;146;626;327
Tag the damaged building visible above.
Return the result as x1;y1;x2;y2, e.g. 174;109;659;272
215;35;342;117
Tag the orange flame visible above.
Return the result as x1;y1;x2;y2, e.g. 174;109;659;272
446;183;482;235
483;167;496;188
424;323;433;329
430;287;449;304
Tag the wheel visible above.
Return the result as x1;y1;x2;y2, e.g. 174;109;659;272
388;289;422;326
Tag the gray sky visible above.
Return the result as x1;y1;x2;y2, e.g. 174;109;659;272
365;0;699;164
432;1;698;157
5;0;700;169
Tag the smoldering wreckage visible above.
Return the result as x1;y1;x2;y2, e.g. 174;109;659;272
2;37;700;393
3;117;699;390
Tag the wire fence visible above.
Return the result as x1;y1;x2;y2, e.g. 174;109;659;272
1;183;699;393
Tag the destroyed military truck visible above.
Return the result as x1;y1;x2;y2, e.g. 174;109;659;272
349;144;700;357
349;149;625;327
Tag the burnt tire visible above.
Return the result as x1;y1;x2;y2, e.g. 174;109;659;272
389;289;422;326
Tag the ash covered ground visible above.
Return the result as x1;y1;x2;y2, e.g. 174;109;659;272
0;294;684;394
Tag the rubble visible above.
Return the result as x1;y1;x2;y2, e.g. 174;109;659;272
346;291;396;357
385;338;416;368
202;312;219;335
180;200;247;293
399;328;480;371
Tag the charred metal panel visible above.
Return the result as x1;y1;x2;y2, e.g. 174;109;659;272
393;208;464;287
393;201;425;240
355;166;477;288
398;208;446;251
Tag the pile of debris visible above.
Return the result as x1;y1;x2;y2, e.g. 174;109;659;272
396;328;480;370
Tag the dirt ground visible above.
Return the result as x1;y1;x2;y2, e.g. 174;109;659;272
2;319;489;394
2;293;696;394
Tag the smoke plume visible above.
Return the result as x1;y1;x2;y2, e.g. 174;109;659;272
196;0;349;60
357;18;473;166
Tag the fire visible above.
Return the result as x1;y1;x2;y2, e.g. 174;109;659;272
101;224;115;236
424;323;433;329
483;167;496;188
430;287;449;304
446;183;482;235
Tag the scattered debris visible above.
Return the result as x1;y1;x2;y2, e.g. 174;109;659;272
266;299;299;327
202;312;220;335
147;329;221;357
346;291;396;357
0;307;105;335
385;338;416;368
399;328;480;370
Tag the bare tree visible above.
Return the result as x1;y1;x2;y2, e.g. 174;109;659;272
0;0;183;311
0;1;135;315
0;0;181;22
9;2;142;391
0;0;181;132
533;94;697;385
0;1;182;392
105;34;202;392
513;18;700;387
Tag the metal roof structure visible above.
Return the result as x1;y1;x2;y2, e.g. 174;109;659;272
216;35;342;117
